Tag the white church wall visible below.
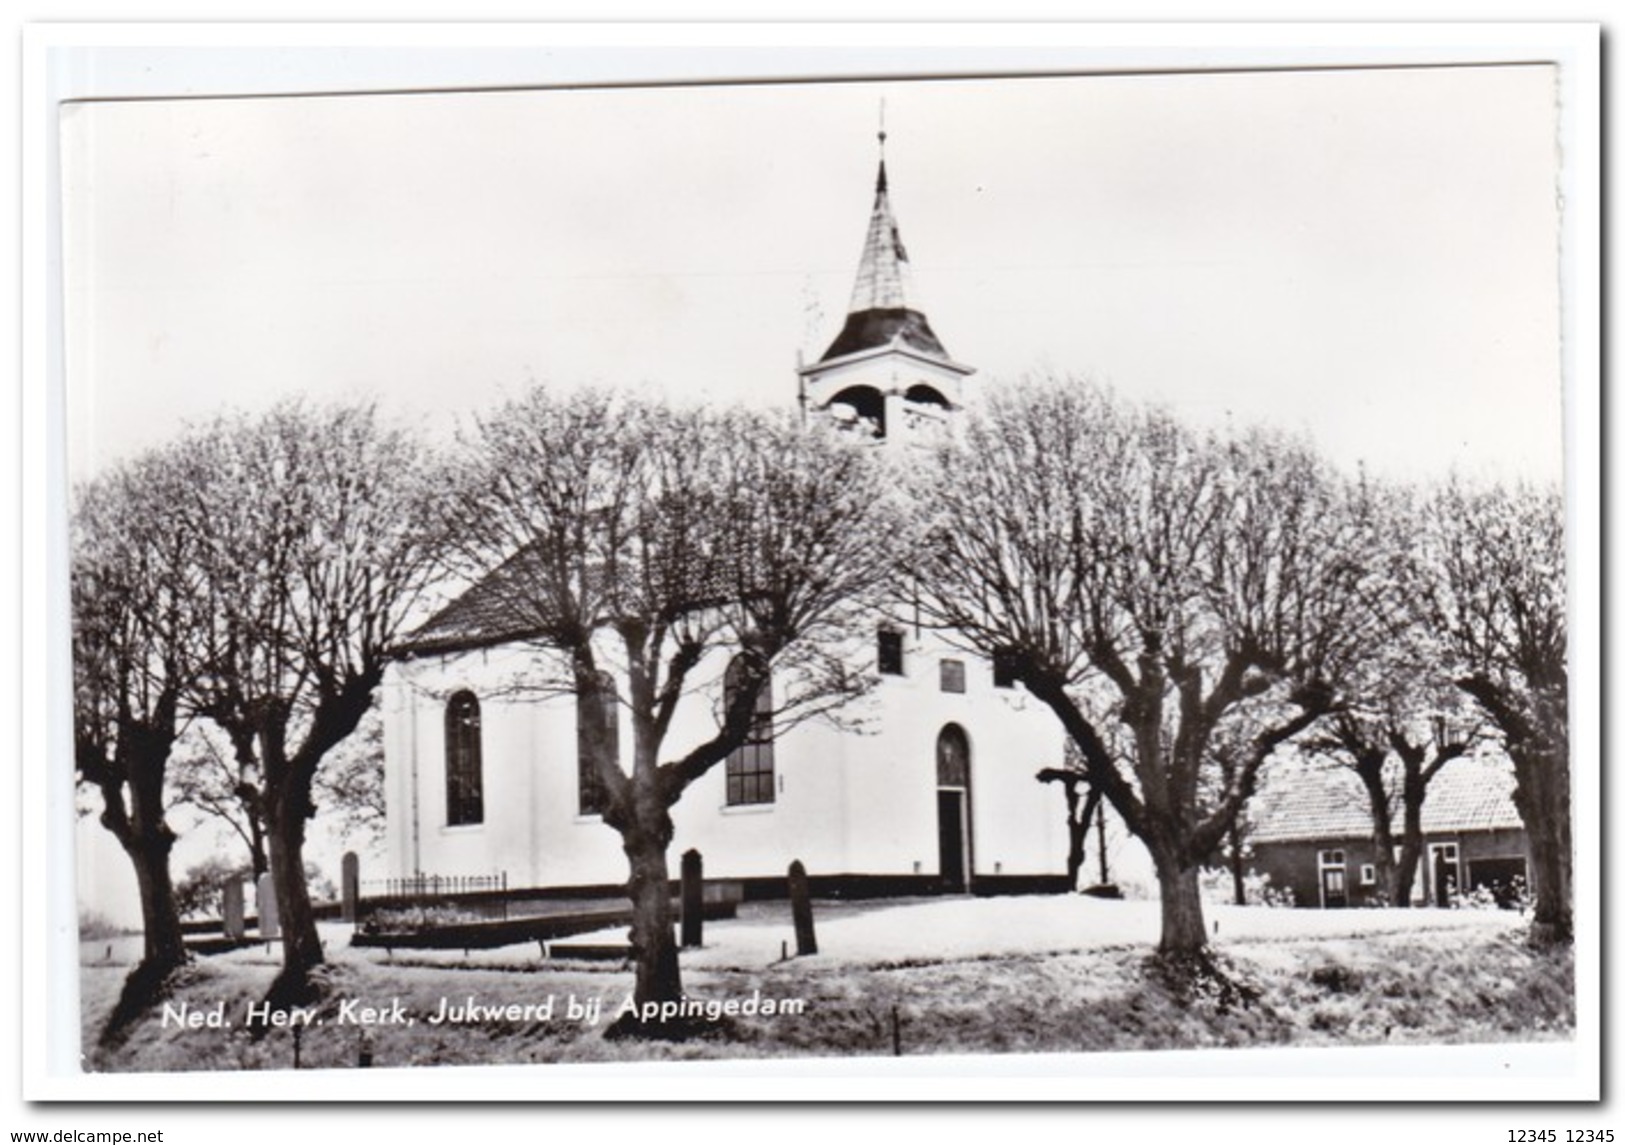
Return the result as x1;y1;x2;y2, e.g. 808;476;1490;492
382;622;1070;893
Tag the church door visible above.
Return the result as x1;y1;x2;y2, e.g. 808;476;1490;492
936;724;972;894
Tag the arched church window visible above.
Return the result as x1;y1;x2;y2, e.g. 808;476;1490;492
936;723;971;788
444;690;483;827
828;385;886;439
577;670;618;817
904;383;950;409
724;655;776;806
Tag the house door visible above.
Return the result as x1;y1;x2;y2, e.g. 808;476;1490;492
1430;843;1460;907
1318;849;1348;909
1321;866;1348;909
936;724;972;894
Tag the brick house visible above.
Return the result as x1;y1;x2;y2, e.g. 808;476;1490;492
1246;757;1529;909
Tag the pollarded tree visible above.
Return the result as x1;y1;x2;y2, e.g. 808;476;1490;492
1412;478;1569;943
70;444;208;1007
1297;481;1484;907
439;388;898;1021
181;402;441;1002
911;380;1385;957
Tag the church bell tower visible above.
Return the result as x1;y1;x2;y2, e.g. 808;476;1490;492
799;131;975;445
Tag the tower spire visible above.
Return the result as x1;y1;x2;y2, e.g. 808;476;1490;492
810;117;958;365
877;99;888;192
848;125;913;314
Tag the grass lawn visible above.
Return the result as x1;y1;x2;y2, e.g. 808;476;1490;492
78;896;1572;1072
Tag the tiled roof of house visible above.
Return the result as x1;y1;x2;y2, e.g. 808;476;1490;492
1249;754;1523;844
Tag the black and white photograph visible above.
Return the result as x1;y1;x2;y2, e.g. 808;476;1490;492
30;27;1598;1108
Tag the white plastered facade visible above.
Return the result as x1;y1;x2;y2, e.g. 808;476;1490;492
380;150;1071;895
381;632;1069;891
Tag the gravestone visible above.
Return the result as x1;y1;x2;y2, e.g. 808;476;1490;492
257;872;280;939
680;849;703;948
788;859;816;956
221;879;245;942
341;851;360;923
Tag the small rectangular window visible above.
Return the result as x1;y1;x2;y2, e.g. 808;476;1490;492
877;629;905;676
940;659;966;694
1360;864;1376;886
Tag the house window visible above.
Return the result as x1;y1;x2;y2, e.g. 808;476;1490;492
877;628;905;676
992;647;1020;689
1319;849;1345;866
1360;864;1376;886
940;659;966;694
577;670;618;817
444;690;483;827
724;656;775;806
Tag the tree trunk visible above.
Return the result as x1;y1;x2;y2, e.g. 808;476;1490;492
1391;781;1428;907
1228;834;1247;907
96;770;190;1040
622;813;681;1010
1512;744;1572;944
1153;848;1208;956
263;782;324;1003
1392;837;1422;907
1459;675;1571;945
247;815;269;881
1067;783;1098;891
121;830;188;975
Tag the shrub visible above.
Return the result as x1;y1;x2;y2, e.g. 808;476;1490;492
1451;876;1531;913
1309;963;1363;994
1198;867;1294;908
359;905;483;935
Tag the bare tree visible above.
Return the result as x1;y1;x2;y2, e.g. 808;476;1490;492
70;445;207;1014
439;388;897;1025
1412;479;1568;943
911;380;1384;958
181;402;440;1002
312;704;387;847
169;724;268;879
1300;483;1484;908
1199;730;1265;906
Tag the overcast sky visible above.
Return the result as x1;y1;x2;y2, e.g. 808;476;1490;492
61;64;1564;487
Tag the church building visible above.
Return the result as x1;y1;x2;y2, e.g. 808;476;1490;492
379;141;1071;899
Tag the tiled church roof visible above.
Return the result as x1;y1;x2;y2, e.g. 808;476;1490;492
398;538;751;657
1249;755;1523;844
396;549;550;655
